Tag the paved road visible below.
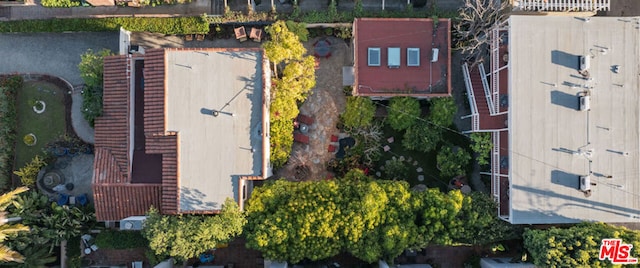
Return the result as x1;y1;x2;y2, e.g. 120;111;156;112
0;32;118;143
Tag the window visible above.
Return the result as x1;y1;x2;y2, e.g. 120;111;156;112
368;47;381;66
387;47;400;68
407;48;420;66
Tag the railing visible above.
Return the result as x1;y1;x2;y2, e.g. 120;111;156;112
478;63;495;116
491;27;501;115
515;0;610;12
491;131;500;200
462;63;480;131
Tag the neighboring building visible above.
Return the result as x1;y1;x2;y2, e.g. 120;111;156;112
92;47;271;222
463;15;640;224
351;18;452;99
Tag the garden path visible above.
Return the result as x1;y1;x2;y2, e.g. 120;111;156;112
276;36;350;181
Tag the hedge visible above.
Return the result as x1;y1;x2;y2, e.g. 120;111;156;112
95;230;148;249
0;16;209;34
0;76;20;191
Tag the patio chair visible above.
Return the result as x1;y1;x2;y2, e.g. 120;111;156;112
328;144;336;153
57;194;69;206
184;34;194;41
234;26;247;42
296;114;314;125
294;132;310;144
330;135;339;142
250;28;263;42
196;34;205;41
76;194;88;206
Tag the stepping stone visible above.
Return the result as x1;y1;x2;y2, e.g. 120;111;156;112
376;171;381;177
386;160;391;165
407;156;412;162
416;167;423;173
387;137;395;143
380;166;385;170
383;145;391;152
413;161;418;166
392;156;397;161
399;156;405;162
418;175;425;181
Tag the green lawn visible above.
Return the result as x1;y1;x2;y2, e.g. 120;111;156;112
373;121;472;191
15;81;66;169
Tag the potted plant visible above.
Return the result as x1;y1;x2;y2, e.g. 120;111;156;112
23;133;37;146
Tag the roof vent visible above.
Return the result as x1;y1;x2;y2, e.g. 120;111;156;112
407;48;420;67
368;47;381;66
431;48;439;62
387;47;400;68
579;55;591;72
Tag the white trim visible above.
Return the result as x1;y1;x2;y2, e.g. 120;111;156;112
462;63;480;131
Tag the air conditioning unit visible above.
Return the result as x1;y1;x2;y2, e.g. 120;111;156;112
119;216;147;230
579;55;590;71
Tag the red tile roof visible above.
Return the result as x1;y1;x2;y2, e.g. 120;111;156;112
353;18;452;98
93;47;269;221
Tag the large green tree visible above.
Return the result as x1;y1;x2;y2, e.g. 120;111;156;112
523;222;640;267
454;192;520;245
263;20;306;68
142;198;246;262
341;97;376;129
387;97;421;131
245;171;420;264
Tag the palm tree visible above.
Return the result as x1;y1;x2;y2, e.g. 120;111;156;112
0;187;29;263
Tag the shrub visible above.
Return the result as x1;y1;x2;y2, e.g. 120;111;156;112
79;49;113;126
341;96;375;129
387;97;421;131
428;97;457;127
402;121;442;153
13;155;47;187
437;146;471;177
41;0;80;7
0;76;20;190
0;17;209;34
470;132;492;166
95;230;148;249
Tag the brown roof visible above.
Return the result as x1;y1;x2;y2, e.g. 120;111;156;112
143;49;166;135
353;18;452;98
93;54;171;221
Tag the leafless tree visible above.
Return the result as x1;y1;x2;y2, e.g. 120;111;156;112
351;123;383;165
454;0;510;66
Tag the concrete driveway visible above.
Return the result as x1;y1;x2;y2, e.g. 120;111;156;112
0;32;118;143
0;32;119;85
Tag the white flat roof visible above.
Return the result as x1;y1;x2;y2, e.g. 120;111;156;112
165;50;265;211
509;16;640;224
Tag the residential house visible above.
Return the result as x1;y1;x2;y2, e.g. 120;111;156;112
351;18;452;99
92;47;271;222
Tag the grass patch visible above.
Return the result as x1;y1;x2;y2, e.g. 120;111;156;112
95;230;148;249
15;81;66;169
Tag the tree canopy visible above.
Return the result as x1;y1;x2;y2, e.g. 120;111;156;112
142;198;246;262
244;171;506;264
0;187;29;263
402;121;442;153
387;97;421;131
524;222;640;267
437;146;471;177
470;132;492;166
341;97;376;130
428;97;457;128
263;20;306;65
78;48;114;126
